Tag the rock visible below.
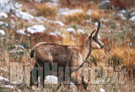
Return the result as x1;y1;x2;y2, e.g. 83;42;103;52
14;2;23;9
130;12;135;16
0;0;11;13
0;67;8;72
51;0;58;3
0;0;22;13
14;10;34;20
60;9;83;16
55;21;65;26
34;16;47;23
117;13;126;20
17;25;46;35
77;29;84;34
9;49;24;53
129;16;135;21
10;19;15;28
34;0;42;2
99;0;110;9
27;25;46;34
17;89;21;92
0;21;4;25
86;9;99;16
2;85;14;89
59;8;69;13
70;82;77;89
99;88;105;92
101;18;108;22
49;20;65;26
49;31;61;36
15;45;25;49
0;76;9;83
119;9;127;14
16;29;26;35
46;2;58;6
66;28;75;33
45;75;58;84
11;81;21;84
0;12;8;19
0;30;5;35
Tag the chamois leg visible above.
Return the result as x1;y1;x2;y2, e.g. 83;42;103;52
71;71;88;90
30;63;39;87
30;63;45;90
38;66;44;90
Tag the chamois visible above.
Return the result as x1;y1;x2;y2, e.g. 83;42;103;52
30;19;104;90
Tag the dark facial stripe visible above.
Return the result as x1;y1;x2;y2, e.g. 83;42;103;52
93;37;104;48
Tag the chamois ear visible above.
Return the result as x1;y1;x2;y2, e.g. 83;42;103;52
89;29;96;39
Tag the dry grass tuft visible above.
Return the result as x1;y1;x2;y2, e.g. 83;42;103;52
108;46;135;68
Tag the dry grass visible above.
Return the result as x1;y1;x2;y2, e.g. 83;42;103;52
90;10;104;19
0;0;135;91
34;3;58;19
64;10;103;24
65;11;90;24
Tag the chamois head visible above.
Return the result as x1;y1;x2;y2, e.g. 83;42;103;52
89;19;104;49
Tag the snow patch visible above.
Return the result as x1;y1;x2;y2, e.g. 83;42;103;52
27;25;46;34
0;30;5;35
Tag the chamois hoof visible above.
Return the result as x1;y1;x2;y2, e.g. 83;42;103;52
83;84;88;90
31;84;43;91
30;81;39;87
